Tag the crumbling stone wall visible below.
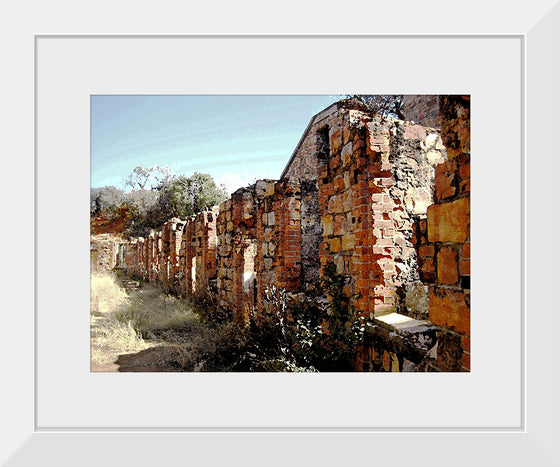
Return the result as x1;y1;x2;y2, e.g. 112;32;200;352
254;179;302;320
280;104;447;320
113;96;469;372
417;95;471;372
216;187;257;321
181;209;218;298
91;233;127;272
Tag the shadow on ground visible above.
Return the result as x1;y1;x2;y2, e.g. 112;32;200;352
115;345;183;372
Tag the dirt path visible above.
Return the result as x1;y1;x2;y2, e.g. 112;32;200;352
90;277;185;372
90;311;181;372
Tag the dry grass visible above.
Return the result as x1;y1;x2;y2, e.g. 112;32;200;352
112;284;202;339
89;272;319;372
91;320;150;366
90;272;129;316
90;272;150;367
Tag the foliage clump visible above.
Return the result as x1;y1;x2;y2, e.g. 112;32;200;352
91;166;228;237
258;261;371;371
91;265;371;372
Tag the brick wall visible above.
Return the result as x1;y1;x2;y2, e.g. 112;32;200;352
113;96;469;372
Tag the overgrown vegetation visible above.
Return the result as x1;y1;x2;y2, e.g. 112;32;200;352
91;166;228;237
256;261;371;371
91;262;371;372
346;94;405;119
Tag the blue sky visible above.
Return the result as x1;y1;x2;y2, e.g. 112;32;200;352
91;95;344;194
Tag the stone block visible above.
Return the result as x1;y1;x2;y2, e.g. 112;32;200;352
329;237;341;252
343;124;352;144
322;215;333;236
335;255;345;274
334;175;345;191
382;351;391;371
419;245;434;258
429;287;470;334
333;214;346;236
437;246;459;285
330;130;342;154
436;331;463;372
268;242;276;255
268;211;275;226
434;160;457;201
403;124;427;140
328;195;343;213
427;197;470;243
391;352;400;372
341;233;356;250
341;142;353;166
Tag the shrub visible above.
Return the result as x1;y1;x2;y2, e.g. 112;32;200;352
261;261;371;371
175;321;250;372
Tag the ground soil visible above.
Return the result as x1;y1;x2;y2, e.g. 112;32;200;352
114;346;183;372
90;333;182;372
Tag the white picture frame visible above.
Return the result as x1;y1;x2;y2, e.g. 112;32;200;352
2;1;559;465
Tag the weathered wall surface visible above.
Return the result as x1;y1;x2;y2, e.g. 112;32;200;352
111;96;470;372
91;234;121;271
419;95;471;372
402;95;441;129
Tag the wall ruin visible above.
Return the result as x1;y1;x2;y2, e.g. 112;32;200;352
111;96;470;372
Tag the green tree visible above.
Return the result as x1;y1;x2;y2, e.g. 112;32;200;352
154;172;228;221
91;168;227;237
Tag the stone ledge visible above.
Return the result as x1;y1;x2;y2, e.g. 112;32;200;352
366;312;439;370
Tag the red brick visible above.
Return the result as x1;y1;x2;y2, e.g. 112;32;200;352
462;243;470;258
